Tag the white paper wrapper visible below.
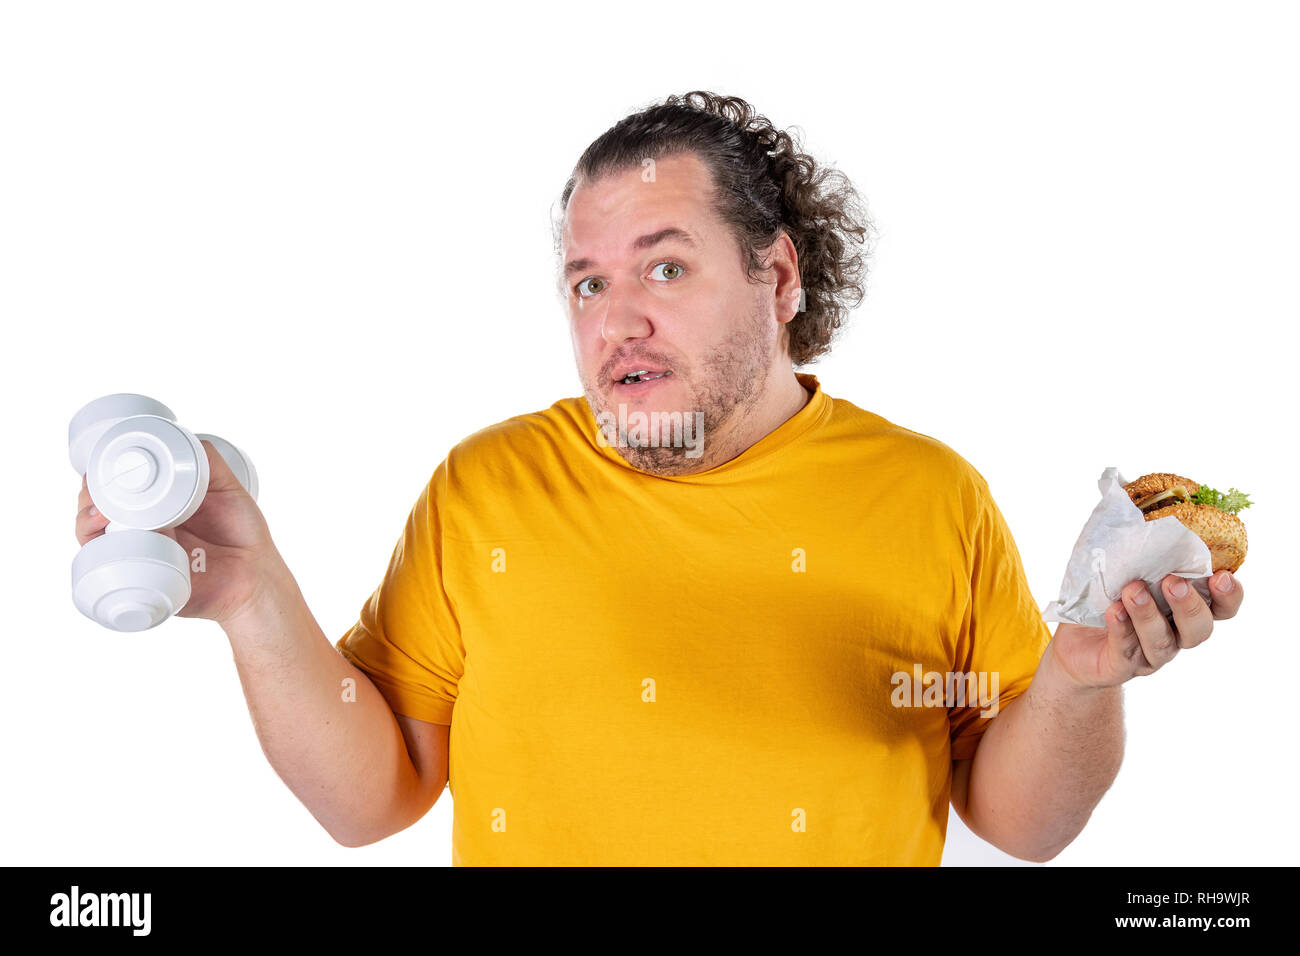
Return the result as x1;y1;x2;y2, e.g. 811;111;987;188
1041;467;1215;628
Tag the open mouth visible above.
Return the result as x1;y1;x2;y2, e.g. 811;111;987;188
616;369;673;386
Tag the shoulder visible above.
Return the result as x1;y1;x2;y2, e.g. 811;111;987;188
822;392;991;515
439;394;592;491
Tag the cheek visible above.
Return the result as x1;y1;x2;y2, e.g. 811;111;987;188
569;322;606;380
567;308;595;347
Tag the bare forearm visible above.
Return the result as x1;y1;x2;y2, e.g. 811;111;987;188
963;640;1124;861
220;555;433;846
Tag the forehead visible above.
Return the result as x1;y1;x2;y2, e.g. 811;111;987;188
561;152;719;255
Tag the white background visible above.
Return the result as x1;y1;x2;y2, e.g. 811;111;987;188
2;0;1295;867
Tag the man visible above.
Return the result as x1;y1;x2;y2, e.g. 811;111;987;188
79;91;1244;865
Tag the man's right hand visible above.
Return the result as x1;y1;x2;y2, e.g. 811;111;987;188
75;439;281;627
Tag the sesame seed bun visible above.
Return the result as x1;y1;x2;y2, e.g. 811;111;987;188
1123;472;1200;506
1123;473;1248;572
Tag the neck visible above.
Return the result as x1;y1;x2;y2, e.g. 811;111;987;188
694;367;811;472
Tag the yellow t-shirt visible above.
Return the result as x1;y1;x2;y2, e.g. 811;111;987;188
335;373;1050;865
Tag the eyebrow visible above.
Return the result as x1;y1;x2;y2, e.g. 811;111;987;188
563;227;697;279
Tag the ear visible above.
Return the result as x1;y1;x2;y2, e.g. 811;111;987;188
761;230;802;326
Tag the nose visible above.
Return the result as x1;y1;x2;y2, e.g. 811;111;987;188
598;288;655;347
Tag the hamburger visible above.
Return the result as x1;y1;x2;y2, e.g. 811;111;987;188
1123;473;1252;572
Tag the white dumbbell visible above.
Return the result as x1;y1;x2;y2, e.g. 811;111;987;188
69;393;258;632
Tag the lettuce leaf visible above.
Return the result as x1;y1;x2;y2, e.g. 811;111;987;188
1191;486;1253;515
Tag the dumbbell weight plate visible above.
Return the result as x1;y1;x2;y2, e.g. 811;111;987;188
69;393;177;476
71;529;191;631
195;433;259;501
87;415;210;532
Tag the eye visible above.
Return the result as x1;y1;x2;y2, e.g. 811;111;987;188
575;277;605;298
650;261;685;282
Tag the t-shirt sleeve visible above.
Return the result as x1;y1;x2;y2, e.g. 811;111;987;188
334;460;464;726
948;477;1051;761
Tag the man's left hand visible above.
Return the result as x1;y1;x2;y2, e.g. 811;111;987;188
1050;571;1245;689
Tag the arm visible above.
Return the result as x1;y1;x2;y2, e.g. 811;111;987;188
951;567;1245;862
222;553;449;848
949;638;1124;862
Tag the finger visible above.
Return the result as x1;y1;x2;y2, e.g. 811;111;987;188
76;500;108;545
1122;580;1179;673
78;472;91;511
1108;600;1152;676
1161;574;1214;650
1207;570;1244;621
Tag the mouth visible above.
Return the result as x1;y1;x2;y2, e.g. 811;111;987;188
614;368;673;386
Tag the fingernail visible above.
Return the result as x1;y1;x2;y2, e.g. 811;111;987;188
88;507;97;516
1116;607;1128;623
1218;572;1234;592
1131;588;1150;606
1169;578;1188;599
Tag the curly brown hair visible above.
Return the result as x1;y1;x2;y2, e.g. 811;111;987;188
552;90;876;367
